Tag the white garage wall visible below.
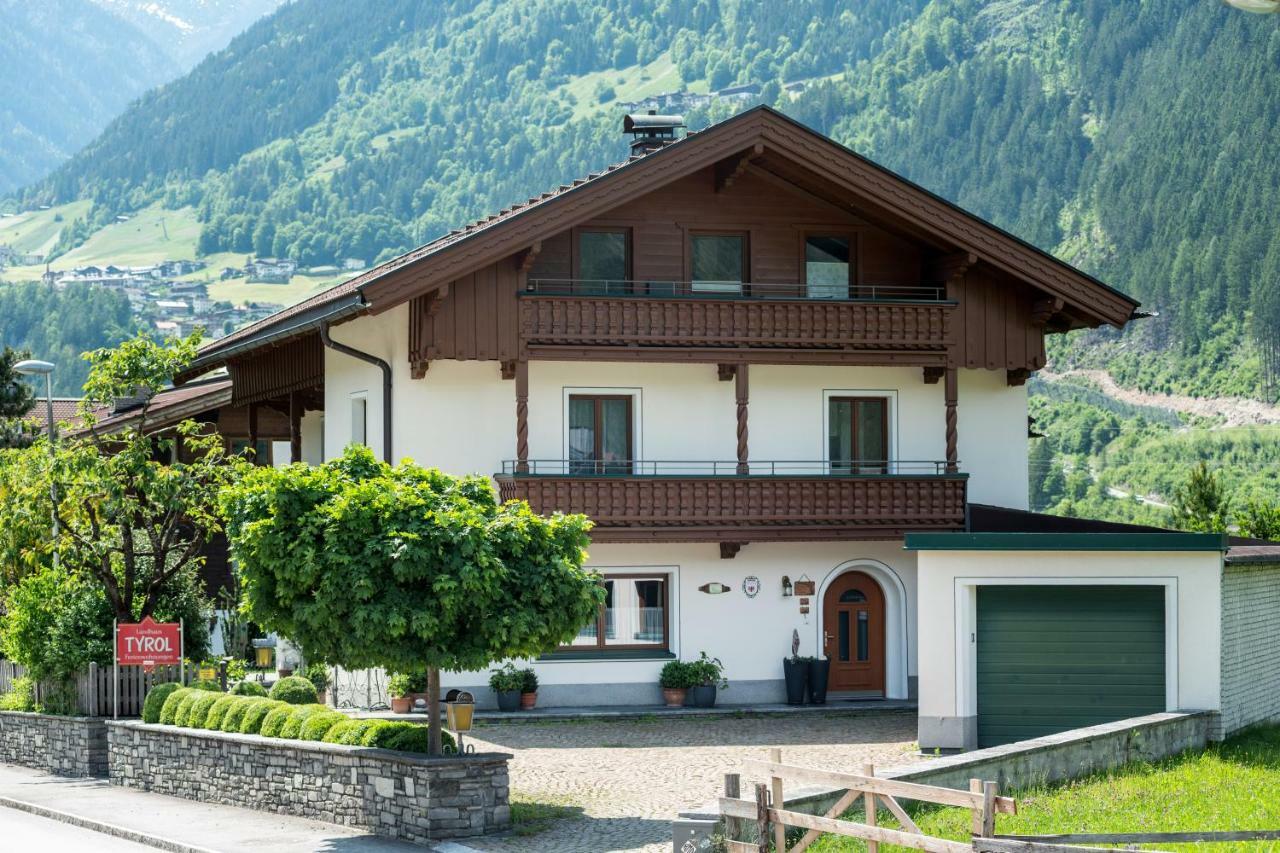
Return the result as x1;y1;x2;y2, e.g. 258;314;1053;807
915;549;1223;750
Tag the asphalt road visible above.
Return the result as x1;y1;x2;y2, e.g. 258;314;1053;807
0;806;158;850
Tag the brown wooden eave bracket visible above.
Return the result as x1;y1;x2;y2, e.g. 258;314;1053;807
926;251;978;284
500;360;517;381
517;241;543;273
922;366;945;385
715;144;765;193
410;360;429;379
720;542;743;560
717;363;738;381
1031;296;1065;328
1007;368;1030;387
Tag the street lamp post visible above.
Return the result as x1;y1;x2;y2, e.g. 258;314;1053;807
14;360;57;568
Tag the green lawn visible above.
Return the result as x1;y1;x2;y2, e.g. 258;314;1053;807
809;725;1280;852
0;200;92;259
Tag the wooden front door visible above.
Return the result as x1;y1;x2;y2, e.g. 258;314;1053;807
822;571;886;693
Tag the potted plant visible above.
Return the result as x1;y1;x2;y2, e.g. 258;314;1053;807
304;662;331;705
519;668;539;710
783;654;811;705
489;663;524;712
388;673;412;714
687;652;728;708
807;655;831;705
659;660;693;707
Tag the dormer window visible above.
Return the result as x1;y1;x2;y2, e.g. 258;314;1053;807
690;232;747;294
805;235;852;299
576;228;629;294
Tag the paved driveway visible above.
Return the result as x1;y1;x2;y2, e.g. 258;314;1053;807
458;709;919;853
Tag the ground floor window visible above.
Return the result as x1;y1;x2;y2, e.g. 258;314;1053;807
566;573;669;651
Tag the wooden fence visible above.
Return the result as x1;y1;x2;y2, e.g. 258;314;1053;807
0;659;199;717
722;750;1280;852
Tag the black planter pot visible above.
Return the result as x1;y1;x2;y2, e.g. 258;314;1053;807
495;690;521;712
782;658;809;705
807;657;831;705
688;684;717;708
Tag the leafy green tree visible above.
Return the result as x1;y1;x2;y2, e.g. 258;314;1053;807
1171;461;1232;533
0;346;37;449
220;445;602;753
1237;498;1280;540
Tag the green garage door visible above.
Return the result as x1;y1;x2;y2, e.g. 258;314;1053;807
976;585;1166;748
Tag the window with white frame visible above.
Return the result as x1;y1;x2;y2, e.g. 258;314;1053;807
564;573;670;651
350;393;367;447
824;390;895;473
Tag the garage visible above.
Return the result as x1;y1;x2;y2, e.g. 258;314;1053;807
976;585;1166;747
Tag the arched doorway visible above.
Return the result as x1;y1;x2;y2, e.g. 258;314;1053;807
822;571;886;694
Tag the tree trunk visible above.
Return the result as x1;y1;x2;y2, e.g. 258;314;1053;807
428;667;442;755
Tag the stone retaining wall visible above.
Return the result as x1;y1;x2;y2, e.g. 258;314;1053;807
107;721;510;844
0;711;108;777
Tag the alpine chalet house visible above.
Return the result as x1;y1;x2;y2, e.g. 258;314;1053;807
178;107;1280;750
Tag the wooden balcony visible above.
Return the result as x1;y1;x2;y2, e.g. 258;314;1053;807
494;460;968;543
518;281;954;365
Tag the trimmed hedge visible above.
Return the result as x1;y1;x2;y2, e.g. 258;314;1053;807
259;703;296;738
299;710;347;741
321;718;371;745
278;704;330;739
203;695;239;730
269;676;318;705
190;679;223;692
359;720;454;753
221;697;262;733
158;688;194;725
185;692;223;728
241;699;289;735
142;683;182;724
172;692;203;727
230;680;268;697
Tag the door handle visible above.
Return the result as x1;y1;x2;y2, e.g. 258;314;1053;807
823;630;833;648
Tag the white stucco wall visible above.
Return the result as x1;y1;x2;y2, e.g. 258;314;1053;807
915;549;1223;747
439;539;920;706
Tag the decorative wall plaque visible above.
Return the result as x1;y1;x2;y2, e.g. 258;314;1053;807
742;576;761;598
793;579;816;596
698;582;731;595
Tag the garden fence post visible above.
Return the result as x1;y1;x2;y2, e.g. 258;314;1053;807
754;782;769;853
982;781;997;838
113;619;119;720
88;662;98;717
771;748;786;853
219;659;228;691
969;778;984;841
724;772;741;844
864;762;878;853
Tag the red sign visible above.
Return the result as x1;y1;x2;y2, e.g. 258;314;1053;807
117;617;182;667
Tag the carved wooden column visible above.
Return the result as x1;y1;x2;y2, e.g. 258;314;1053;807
735;364;749;474
944;367;958;473
289;391;302;464
515;360;529;474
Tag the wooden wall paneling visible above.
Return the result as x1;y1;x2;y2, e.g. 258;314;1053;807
528;230;571;280
474;264;497;360
495;258;520;361
454;271;477;358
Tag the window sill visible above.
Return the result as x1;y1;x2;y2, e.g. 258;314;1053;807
539;649;675;663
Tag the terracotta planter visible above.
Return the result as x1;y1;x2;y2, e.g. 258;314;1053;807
390;696;411;714
520;691;537;710
661;687;687;708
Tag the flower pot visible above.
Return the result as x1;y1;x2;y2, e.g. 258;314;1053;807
390;696;411;714
688;684;717;708
520;691;537;710
783;658;809;705
408;692;431;712
807;657;831;705
661;687;687;708
496;690;521;712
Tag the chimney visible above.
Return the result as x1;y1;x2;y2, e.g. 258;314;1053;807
623;111;686;154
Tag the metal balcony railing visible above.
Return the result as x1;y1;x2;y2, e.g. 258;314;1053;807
524;279;948;302
499;459;960;476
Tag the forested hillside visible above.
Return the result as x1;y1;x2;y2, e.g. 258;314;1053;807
7;0;1280;517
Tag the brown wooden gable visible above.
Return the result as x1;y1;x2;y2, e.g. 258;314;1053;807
227;333;324;406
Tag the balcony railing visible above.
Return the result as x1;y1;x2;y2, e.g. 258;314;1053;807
495;460;967;542
518;280;953;354
525;279;948;302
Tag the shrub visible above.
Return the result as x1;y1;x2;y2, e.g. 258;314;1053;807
258;703;295;738
172;692;202;727
322;718;384;745
488;663;523;693
230;680;267;697
221;697;261;732
520;668;538;694
269;675;317;705
303;663;330;693
299;711;347;741
659;660;697;690
142;682;181;723
240;699;288;735
362;720;454;753
0;676;36;711
687;652;728;689
278;704;330;739
159;688;195;725
190;678;222;692
185;692;222;728
203;695;240;730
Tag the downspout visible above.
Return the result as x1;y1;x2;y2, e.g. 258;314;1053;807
319;320;392;464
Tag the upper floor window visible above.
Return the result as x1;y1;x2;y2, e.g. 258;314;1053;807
828;396;889;473
576;228;629;294
805;235;851;299
350;393;367;447
691;233;747;294
568;394;633;474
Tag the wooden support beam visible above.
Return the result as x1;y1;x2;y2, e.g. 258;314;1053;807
1006;368;1030;387
945;367;958;473
735;363;749;474
717;363;737;381
288;390;302;464
515;360;529;474
410;360;429;379
500;360;517;380
716;144;764;192
923;366;945;384
719;542;743;560
1030;296;1065;328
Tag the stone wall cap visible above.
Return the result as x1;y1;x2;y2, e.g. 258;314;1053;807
106;719;513;765
0;709;108;724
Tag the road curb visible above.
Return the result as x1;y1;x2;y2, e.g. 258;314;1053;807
0;795;222;853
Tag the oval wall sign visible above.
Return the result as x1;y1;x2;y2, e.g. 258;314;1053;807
698;582;731;595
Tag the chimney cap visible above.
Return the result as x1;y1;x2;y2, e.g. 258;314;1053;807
623;113;685;133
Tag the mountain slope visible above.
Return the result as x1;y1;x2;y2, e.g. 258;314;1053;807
90;0;286;68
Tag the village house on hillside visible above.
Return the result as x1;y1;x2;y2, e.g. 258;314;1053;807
169;106;1280;751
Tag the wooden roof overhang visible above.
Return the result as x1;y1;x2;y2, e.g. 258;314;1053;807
355;106;1138;330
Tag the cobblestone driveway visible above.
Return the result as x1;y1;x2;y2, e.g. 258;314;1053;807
457;709;919;853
